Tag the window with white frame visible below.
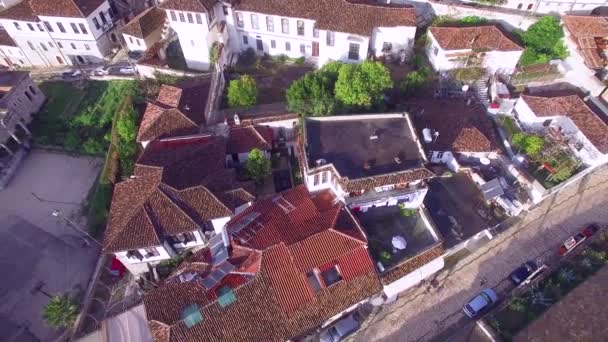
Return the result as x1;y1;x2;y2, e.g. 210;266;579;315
286;41;290;51
170;11;177;21
297;20;304;36
251;14;259;29
209;7;215;22
71;43;76;49
37;23;43;31
57;22;66;33
136;39;141;46
236;12;244;27
39;43;47;51
84;43;90;50
70;23;79;34
78;23;87;34
179;12;185;22
27;23;34;31
27;41;34;50
187;13;194;23
300;43;305;55
271;40;276;48
48;41;54;48
129;36;133;44
348;43;360;60
57;42;63;48
127;250;144;260
313;173;320;186
321;171;328;183
93;18;100;30
281;18;289;34
13;22;21;31
313;25;319;38
306;271;322;293
143;247;160;258
266;16;274;32
243;35;248;45
44;21;53;32
195;13;202;24
326;31;334;46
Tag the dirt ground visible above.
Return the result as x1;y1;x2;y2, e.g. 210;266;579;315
0;150;102;341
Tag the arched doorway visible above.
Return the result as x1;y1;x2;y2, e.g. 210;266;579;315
77;55;85;64
56;56;64;64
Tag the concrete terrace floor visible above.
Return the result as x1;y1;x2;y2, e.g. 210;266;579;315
0;150;102;342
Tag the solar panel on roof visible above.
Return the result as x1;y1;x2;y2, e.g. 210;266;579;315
181;304;204;328
217;286;237;308
217;261;235;274
229;212;260;234
209;233;224;248
201;276;219;289
212;247;228;264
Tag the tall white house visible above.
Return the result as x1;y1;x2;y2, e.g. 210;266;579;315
0;0;126;67
465;0;608;15
158;0;417;71
426;25;524;75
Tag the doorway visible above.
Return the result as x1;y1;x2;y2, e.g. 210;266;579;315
312;41;319;57
76;55;85;64
256;38;263;52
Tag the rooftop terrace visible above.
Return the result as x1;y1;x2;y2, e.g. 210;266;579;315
304;114;426;179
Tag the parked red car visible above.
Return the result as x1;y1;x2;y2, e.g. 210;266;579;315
557;225;599;256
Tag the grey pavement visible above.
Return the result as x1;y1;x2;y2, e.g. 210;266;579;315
351;164;608;342
0;150;102;342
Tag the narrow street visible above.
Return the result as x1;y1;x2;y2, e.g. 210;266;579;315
352;164;608;342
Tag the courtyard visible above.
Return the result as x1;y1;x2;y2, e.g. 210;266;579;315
355;205;437;270
0;150;102;341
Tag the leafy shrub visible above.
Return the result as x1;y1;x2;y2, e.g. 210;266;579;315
227;75;258;108
246;148;271;184
335;61;393;109
517;16;568;66
287;71;338;117
511;132;545;157
401;66;431;96
294;56;305;65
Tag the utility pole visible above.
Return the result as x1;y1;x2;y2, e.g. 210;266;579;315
51;209;102;247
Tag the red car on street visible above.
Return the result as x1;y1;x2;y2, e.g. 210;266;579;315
557;225;599;256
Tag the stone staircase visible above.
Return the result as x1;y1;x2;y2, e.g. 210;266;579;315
473;77;490;107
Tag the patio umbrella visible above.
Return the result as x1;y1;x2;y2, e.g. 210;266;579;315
392;236;407;251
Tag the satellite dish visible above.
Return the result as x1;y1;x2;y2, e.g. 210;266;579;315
480;157;491;165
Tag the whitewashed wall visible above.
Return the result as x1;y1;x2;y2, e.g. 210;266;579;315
482;50;523;74
370;26;416;59
0;44;31;67
165;8;211;70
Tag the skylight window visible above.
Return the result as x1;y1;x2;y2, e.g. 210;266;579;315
181;304;203;328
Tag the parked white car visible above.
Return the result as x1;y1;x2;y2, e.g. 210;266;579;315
119;66;136;75
319;314;360;342
91;66;110;76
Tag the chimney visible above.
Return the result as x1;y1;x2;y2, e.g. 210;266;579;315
234;113;241;125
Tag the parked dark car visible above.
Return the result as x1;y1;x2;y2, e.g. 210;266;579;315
557;225;599;256
509;261;546;287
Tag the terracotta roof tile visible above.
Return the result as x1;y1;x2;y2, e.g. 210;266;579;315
521;93;608;153
136;103;199;142
30;0;105;18
562;15;608;69
562;15;608;37
233;0;416;37
411;100;501;153
0;1;39;21
143;185;382;342
429;25;523;52
338;167;435;193
156;84;182;108
159;0;214;12
121;7;167;39
227;125;273;154
380;243;445;284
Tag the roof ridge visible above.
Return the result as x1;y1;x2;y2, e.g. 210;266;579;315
156;184;203;230
327;227;367;245
178;183;234;215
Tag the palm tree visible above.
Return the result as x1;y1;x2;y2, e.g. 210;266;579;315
42;295;80;329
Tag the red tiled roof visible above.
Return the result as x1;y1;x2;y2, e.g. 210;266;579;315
233;0;416;37
144;185;382;342
121;7;167;39
562;15;608;69
521;93;608;153
0;30;17;47
410;100;502;153
227;125;273;154
136;103;199;142
156;84;182;108
338;167;435;193
0;1;39;21
30;0;105;18
429;25;523;52
159;0;215;12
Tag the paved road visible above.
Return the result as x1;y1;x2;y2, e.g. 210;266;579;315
352;164;608;342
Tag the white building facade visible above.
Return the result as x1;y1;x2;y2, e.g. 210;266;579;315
427;26;524;75
0;0;124;67
160;0;417;71
468;0;608;14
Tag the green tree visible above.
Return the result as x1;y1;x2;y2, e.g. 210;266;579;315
227;75;258;108
511;132;545;157
287;71;338;117
116;106;138;176
334;61;393;109
42;295;79;329
246;148;271;184
400;66;430;96
518;16;568;65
